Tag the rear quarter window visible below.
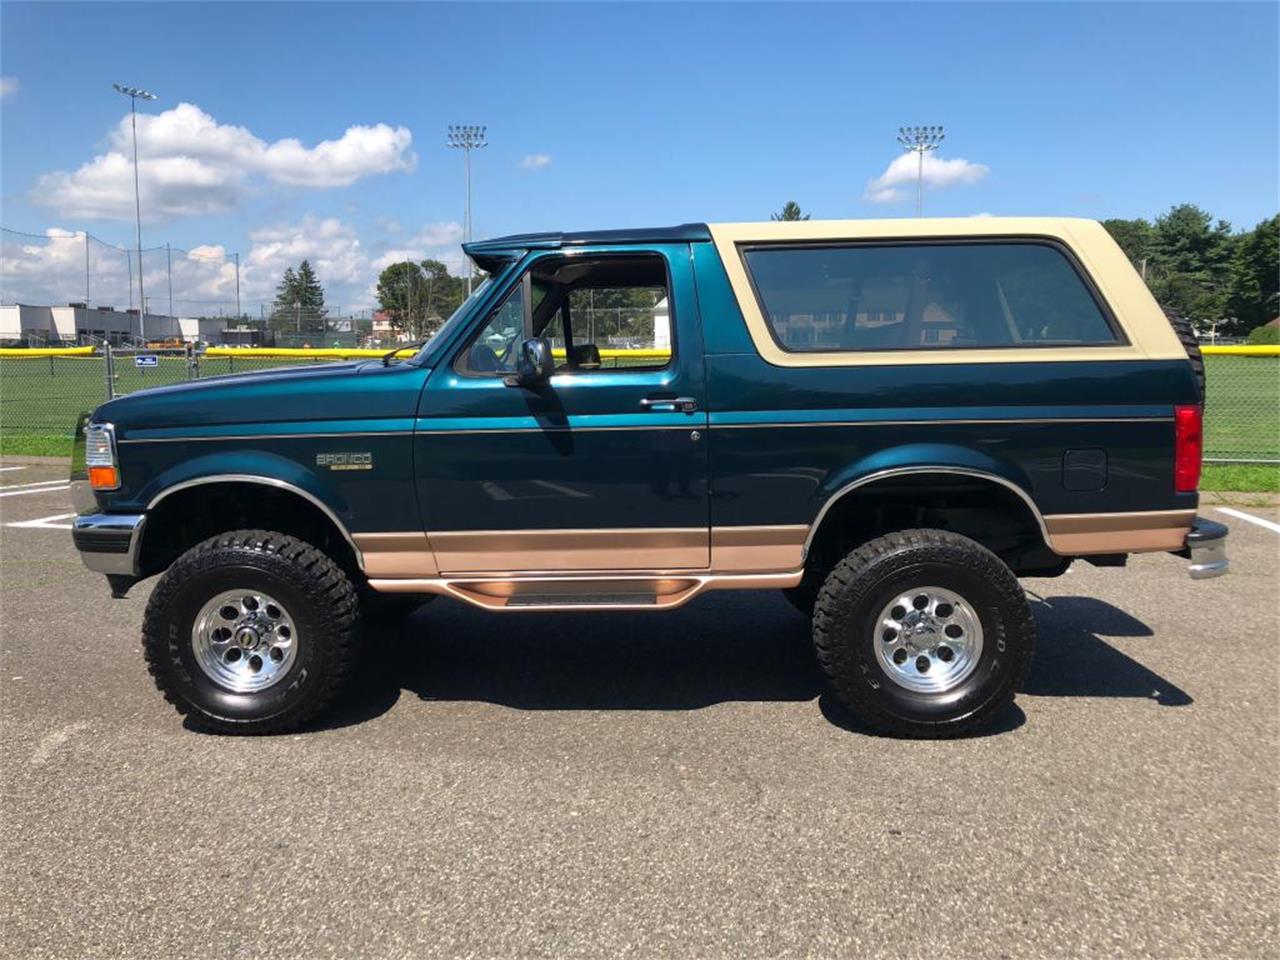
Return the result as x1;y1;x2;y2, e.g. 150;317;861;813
741;241;1121;353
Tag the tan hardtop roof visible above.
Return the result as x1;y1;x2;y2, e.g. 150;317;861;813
707;216;1101;238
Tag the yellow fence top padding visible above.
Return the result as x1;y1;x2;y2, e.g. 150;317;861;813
1200;345;1280;356
0;345;97;357
203;346;407;359
204;346;673;360
2;343;1269;360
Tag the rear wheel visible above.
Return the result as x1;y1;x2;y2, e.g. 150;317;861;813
143;529;360;734
812;529;1034;738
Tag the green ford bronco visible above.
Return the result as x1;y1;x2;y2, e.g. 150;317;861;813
71;217;1228;737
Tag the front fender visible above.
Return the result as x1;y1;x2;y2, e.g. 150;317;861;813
132;450;353;523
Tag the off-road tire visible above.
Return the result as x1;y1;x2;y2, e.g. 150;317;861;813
143;529;360;734
812;529;1035;738
1163;306;1205;402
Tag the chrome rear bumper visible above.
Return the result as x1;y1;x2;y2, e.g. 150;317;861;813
1183;517;1229;580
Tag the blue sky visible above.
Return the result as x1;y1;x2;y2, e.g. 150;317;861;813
2;1;1276;314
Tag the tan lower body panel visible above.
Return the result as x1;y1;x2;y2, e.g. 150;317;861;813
356;524;806;611
1044;509;1195;554
427;527;709;573
353;532;438;577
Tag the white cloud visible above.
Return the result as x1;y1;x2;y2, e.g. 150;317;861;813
520;153;552;170
240;215;367;303
31;102;416;221
1;229;93;306
863;152;990;204
0;76;18;98
369;221;466;274
0;216;468;315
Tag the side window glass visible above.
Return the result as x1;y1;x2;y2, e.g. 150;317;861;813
567;284;672;369
742;242;1119;353
458;282;524;374
458;256;675;375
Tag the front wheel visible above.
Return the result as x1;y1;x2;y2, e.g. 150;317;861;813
143;529;360;734
812;529;1034;738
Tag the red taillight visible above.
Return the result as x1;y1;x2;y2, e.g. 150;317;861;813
1174;404;1203;493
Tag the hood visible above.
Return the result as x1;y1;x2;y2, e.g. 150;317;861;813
95;359;428;435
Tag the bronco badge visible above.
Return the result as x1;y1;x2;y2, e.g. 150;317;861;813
316;452;373;471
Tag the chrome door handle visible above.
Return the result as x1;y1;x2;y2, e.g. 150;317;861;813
640;396;698;413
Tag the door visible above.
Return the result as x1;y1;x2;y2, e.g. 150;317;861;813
414;244;710;573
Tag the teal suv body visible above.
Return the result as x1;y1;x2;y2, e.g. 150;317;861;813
70;217;1228;737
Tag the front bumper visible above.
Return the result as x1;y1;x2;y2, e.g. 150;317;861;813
1182;516;1229;580
72;512;145;576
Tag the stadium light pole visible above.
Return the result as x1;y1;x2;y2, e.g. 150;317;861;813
113;83;158;341
446;124;487;295
896;125;945;217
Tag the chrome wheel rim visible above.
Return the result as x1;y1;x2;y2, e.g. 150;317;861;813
191;589;298;693
873;586;984;694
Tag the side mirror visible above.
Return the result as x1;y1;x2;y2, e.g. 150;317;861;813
506;337;554;388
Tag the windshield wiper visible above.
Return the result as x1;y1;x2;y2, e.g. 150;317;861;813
382;341;428;366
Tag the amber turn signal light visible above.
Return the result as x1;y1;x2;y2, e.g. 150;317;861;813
88;465;120;490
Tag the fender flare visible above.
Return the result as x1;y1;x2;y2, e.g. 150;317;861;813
804;444;1050;556
139;453;364;571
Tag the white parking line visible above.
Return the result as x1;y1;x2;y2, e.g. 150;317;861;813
0;482;70;498
0;466;28;473
6;512;76;530
1215;506;1280;535
0;478;70;491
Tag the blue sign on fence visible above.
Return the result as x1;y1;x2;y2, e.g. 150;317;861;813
134;355;159;368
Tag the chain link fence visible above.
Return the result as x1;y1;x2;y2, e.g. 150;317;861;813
1;345;1277;463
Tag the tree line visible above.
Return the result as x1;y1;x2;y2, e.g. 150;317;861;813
374;259;474;339
1101;205;1277;340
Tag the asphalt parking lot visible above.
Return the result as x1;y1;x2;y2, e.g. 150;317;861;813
1;459;1276;960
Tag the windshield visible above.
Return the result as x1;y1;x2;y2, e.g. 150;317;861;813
411;276;496;363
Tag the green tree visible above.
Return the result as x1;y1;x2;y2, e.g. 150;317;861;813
295;260;326;318
1146;204;1235;325
1247;322;1280;345
1101;218;1155;271
771;201;810;221
1227;215;1279;331
375;258;468;339
270;259;328;332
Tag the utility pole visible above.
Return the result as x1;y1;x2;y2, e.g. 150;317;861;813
407;264;415;337
166;243;173;317
113;84;158;340
896;125;945;217
233;251;241;319
447;124;487;295
84;232;91;309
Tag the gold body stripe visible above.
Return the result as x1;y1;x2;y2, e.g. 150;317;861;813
1043;510;1196;555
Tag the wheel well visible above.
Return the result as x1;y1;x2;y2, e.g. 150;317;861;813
806;473;1066;578
138;482;362;583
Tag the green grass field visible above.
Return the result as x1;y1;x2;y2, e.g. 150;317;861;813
0;355;322;456
3;353;1278;487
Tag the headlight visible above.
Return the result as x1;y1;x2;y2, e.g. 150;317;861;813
84;421;120;490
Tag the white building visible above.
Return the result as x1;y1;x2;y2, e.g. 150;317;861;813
0;303;196;344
